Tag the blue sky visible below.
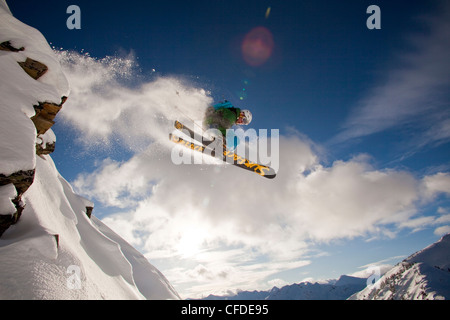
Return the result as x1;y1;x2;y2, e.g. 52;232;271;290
8;0;450;298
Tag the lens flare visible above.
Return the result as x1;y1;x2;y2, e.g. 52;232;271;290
241;26;274;67
265;6;271;19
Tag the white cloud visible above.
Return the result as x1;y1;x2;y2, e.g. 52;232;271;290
333;2;450;153
267;278;289;288
421;172;450;200
57;46;450;298
71;132;444;297
434;225;450;237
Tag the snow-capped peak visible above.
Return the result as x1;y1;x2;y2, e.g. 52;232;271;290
349;234;450;300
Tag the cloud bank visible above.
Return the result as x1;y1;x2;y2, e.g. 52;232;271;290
55;44;450;297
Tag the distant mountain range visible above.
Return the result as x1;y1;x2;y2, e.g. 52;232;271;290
202;275;368;300
202;234;450;300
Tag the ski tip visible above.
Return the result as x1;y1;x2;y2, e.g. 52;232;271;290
260;171;276;179
251;166;277;179
174;120;183;130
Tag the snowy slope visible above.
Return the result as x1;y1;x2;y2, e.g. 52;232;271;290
0;3;179;299
203;275;367;300
349;234;450;300
1;155;179;299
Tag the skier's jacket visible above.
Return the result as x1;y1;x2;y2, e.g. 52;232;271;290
203;101;241;136
203;101;241;150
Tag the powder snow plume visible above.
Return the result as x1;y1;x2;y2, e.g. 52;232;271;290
55;49;213;152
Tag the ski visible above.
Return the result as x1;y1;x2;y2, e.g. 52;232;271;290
174;120;216;147
169;129;277;179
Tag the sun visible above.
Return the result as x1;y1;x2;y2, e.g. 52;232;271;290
176;227;208;258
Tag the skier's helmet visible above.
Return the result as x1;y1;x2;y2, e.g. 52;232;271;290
240;109;252;125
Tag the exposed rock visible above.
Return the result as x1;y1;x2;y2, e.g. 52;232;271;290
0;184;17;236
0;169;35;195
17;57;48;80
0;194;25;235
0;184;16;215
0;193;24;237
53;234;59;247
0;169;35;236
36;128;57;155
86;206;94;219
0;40;24;52
0;215;14;236
31;96;67;135
36;141;55;155
31;114;55;135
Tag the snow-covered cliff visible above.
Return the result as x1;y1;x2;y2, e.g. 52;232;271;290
0;1;179;299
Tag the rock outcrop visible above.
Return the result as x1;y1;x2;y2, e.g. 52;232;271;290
18;57;48;80
32;97;67;135
0;40;24;52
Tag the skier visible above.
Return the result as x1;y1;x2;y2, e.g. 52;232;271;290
171;103;276;178
203;100;252;150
